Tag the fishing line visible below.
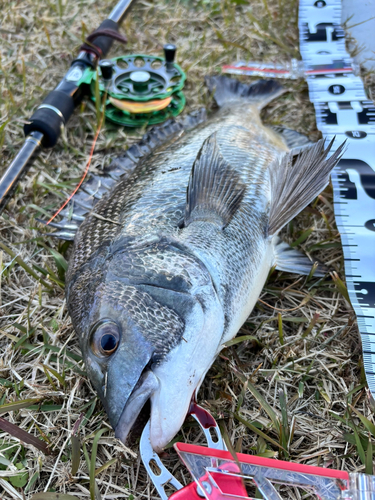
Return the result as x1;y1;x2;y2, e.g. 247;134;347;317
47;91;107;225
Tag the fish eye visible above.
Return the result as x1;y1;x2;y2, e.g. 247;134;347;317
90;320;120;357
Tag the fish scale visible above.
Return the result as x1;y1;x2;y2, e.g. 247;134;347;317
71;108;277;273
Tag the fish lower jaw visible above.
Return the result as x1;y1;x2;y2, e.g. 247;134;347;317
115;370;159;444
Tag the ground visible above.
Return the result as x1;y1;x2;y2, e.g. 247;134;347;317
0;0;374;499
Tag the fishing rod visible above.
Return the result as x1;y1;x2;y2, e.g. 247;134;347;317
0;0;136;215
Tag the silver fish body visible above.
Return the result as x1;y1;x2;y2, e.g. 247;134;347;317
66;77;343;451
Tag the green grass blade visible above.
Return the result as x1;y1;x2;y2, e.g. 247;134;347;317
236;380;248;413
38;242;68;283
95;457;117;476
30;494;80;500
246;382;280;431
290;227;314;247
235;413;286;453
0;397;43;415
331;271;350;302
42;364;66;388
218;420;242;472
278;389;289;455
278;313;284;345
365;435;373;475
90;428;107;500
0;241;51;289
24;469;40;493
224;335;261;347
353;424;366;465
350;405;375;439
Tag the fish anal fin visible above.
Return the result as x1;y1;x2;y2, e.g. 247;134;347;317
274;237;328;277
184;133;246;229
268;138;346;235
271;126;312;149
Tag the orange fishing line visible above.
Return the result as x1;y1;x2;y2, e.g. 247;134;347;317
47;95;107;225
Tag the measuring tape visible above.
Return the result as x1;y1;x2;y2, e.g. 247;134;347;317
222;0;375;396
298;0;375;395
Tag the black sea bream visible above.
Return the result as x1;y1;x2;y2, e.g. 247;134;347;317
64;77;343;451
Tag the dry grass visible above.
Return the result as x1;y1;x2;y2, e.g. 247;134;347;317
0;0;374;498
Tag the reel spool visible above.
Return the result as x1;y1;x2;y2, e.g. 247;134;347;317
92;44;186;127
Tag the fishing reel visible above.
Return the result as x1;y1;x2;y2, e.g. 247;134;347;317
91;44;186;127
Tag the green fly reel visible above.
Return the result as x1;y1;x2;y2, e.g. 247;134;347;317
92;45;186;127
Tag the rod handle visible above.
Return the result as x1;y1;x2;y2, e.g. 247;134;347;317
24;90;76;148
91;19;119;58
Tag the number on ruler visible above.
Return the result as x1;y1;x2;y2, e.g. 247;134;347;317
302;22;344;42
345;131;367;139
354;282;375;308
365;220;375;232
328;84;345;94
338;159;375;201
317;101;374;127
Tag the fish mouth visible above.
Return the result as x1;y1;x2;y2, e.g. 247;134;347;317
115;370;159;444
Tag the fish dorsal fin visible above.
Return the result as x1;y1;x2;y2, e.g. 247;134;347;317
184;133;246;229
268;138;345;235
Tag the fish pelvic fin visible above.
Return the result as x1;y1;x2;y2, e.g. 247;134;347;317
273;237;328;277
206;75;285;110
184;133;246;229
268;138;346;235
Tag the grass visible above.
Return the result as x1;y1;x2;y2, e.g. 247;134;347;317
0;0;375;498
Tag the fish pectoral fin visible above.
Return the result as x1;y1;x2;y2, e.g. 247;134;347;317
184;133;246;229
273;237;328;277
268;138;346;235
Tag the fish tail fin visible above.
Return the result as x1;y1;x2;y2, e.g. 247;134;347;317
205;75;284;110
268;138;346;235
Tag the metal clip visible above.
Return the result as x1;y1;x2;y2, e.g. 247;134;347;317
140;404;226;499
189;403;227;452
140;421;183;500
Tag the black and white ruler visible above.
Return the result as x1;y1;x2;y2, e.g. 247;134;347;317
223;0;375;396
299;0;375;394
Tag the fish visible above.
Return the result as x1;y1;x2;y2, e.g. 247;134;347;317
63;76;344;452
